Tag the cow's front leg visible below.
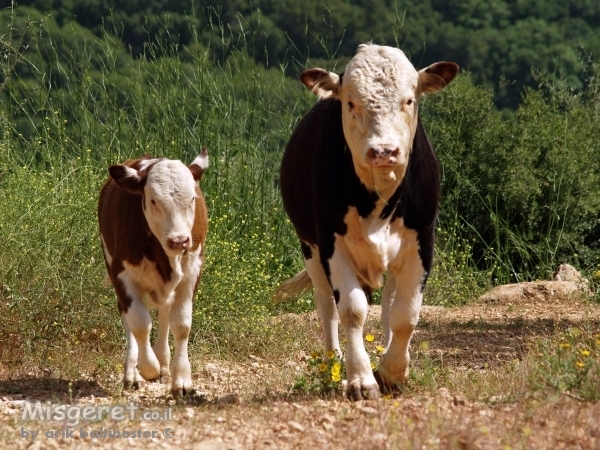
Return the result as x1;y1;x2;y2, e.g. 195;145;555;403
153;304;171;380
376;243;426;393
169;279;195;398
329;248;380;401
380;271;396;350
304;251;342;358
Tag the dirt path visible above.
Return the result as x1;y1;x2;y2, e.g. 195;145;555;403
1;292;600;449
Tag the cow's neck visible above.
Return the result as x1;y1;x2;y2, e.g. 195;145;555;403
353;161;406;202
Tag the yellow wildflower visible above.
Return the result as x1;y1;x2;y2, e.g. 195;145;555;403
332;362;341;373
365;334;375;342
579;349;591;357
326;350;335;359
331;373;341;382
318;363;328;372
575;361;585;369
559;343;571;349
311;351;319;360
370;361;376;370
376;345;385;353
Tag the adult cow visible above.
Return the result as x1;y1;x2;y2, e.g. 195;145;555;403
98;150;209;398
274;44;458;400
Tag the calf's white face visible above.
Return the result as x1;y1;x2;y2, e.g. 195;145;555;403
109;153;209;256
143;160;197;254
301;44;458;182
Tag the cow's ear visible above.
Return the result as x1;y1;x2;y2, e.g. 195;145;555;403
417;62;459;95
189;147;209;181
109;165;147;194
300;69;341;99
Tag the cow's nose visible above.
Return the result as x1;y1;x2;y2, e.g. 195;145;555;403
167;236;190;250
367;147;399;165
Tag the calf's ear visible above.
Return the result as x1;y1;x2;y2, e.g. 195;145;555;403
417;62;459;95
108;165;147;194
189;147;209;181
300;69;341;99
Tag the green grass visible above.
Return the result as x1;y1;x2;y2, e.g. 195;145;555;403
0;9;599;380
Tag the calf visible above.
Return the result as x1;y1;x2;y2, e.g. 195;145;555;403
275;44;458;400
98;150;209;398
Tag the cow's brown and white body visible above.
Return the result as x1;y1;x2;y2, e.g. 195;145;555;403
98;151;209;398
275;44;458;400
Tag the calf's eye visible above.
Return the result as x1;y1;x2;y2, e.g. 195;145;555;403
348;101;355;112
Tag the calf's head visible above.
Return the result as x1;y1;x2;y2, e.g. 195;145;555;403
109;150;209;255
301;44;458;181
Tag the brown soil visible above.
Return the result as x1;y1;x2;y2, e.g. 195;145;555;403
1;289;600;449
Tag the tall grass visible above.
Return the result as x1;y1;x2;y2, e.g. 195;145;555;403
0;12;313;374
0;8;598;377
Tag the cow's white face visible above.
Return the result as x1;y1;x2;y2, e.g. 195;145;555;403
109;152;209;257
301;44;458;188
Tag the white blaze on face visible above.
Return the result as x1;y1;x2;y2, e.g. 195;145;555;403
342;45;419;170
143;160;197;255
300;44;458;191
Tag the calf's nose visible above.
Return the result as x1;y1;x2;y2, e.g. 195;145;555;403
167;236;190;250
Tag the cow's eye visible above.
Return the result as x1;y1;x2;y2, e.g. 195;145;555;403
406;98;414;106
150;199;156;206
348;101;355;112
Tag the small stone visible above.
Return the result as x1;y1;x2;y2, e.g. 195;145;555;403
218;393;242;406
288;421;305;432
453;394;466;406
204;363;220;374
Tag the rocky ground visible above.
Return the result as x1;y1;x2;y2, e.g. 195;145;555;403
1;269;599;449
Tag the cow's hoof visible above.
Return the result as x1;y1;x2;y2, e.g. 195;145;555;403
123;379;145;391
346;380;381;401
172;387;206;405
159;367;171;381
373;368;405;396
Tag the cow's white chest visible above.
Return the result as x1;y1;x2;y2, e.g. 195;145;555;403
342;207;416;288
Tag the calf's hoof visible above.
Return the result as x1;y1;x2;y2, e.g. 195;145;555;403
346;379;381;401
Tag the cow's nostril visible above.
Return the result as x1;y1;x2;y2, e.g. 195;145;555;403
367;148;378;159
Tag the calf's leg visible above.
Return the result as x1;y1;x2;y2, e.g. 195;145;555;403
153;305;171;379
121;314;145;390
168;273;197;398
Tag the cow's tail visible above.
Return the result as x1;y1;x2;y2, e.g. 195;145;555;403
272;269;313;304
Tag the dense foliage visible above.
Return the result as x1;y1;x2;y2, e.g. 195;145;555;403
7;0;600;108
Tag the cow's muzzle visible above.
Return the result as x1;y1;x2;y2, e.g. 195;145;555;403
367;147;400;166
167;236;190;251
